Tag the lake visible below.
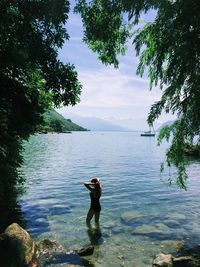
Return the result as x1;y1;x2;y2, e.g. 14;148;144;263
20;131;200;267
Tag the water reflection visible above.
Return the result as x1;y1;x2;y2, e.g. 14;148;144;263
87;226;102;246
85;225;103;266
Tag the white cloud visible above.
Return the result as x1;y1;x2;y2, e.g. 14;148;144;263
76;65;161;109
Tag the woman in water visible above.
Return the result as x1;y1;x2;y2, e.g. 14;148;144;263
84;177;102;226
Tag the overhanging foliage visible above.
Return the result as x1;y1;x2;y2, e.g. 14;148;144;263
75;0;200;188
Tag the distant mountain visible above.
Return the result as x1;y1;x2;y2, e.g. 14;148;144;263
62;113;131;132
156;120;174;132
37;110;88;133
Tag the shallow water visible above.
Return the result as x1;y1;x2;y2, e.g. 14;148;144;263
20;132;200;266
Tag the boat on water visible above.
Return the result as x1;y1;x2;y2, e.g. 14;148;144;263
141;126;155;137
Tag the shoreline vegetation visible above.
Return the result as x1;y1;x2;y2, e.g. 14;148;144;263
184;144;200;158
36;110;89;134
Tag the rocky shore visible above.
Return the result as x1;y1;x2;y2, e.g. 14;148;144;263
153;252;200;267
0;223;94;267
1;223;200;267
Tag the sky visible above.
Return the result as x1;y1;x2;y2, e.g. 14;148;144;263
57;3;175;131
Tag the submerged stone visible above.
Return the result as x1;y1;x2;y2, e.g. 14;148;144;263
159;240;185;254
164;219;180;228
121;211;145;224
133;223;171;235
166;213;186;221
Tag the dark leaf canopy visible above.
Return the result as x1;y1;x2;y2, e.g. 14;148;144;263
0;0;82;216
0;0;82;138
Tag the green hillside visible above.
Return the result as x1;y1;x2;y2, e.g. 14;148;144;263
37;110;88;133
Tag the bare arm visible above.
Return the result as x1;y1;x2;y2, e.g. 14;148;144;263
84;182;95;191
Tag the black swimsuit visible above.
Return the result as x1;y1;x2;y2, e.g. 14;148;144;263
90;192;101;212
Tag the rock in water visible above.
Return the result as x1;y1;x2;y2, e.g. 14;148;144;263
152;253;173;267
36;239;94;266
173;256;196;267
2;223;35;267
77;245;94;256
121;211;145;224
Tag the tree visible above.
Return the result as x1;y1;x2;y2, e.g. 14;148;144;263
0;0;81;230
75;0;200;189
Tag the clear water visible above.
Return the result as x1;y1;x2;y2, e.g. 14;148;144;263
20;132;200;267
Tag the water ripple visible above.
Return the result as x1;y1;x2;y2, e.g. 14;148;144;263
20;132;200;266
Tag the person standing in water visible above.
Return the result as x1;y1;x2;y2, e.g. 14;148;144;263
84;177;102;226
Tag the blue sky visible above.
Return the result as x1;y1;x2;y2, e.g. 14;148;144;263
57;3;175;130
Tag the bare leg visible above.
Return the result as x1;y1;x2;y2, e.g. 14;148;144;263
86;208;94;227
94;212;100;225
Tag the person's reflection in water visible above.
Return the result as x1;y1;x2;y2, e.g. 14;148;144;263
87;225;102;246
86;225;103;264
